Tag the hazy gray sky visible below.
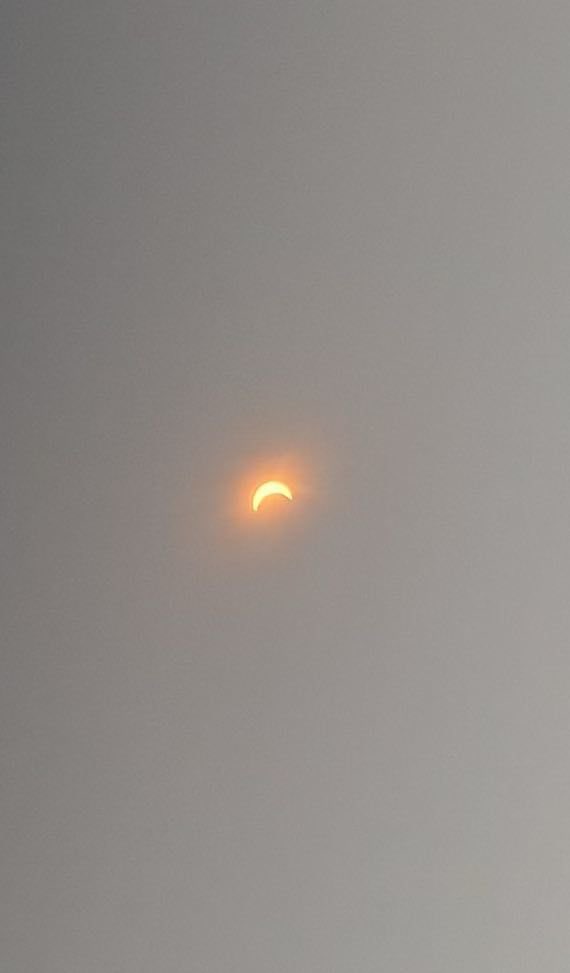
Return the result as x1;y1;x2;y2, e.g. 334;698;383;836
2;2;570;969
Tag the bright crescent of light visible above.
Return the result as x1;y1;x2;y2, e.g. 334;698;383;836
252;480;293;512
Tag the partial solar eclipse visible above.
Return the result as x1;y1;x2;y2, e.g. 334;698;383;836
251;480;293;512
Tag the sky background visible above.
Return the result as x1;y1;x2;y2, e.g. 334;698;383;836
2;1;570;969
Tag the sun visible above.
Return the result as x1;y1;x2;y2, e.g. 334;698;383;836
251;480;293;512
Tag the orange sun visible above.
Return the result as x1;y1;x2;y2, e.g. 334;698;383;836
251;480;293;512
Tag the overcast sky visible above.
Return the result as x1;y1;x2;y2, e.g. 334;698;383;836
2;2;570;969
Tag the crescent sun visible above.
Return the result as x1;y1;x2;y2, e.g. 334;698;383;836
251;480;294;512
